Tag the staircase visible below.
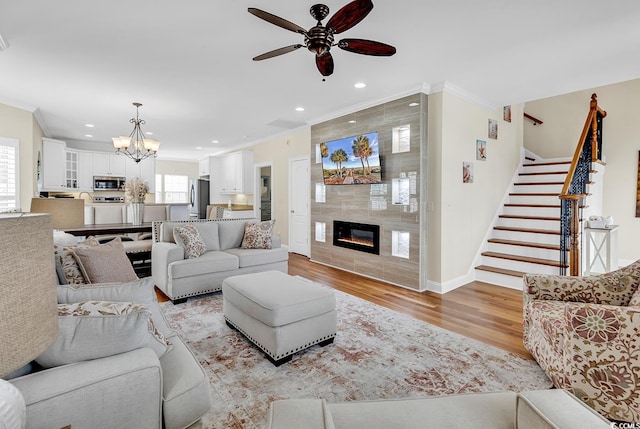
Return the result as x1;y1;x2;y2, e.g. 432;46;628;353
475;157;573;289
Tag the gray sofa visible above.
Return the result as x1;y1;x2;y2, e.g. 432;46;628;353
8;277;211;429
152;218;289;303
267;390;610;429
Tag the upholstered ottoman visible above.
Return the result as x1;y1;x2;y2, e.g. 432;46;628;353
222;270;337;366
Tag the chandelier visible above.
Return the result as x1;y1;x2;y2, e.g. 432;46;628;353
112;102;160;163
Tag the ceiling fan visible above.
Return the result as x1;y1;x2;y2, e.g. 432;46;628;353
248;0;396;77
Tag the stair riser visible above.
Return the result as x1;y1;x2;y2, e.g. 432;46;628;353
497;218;560;230
493;229;561;245
522;163;570;173
474;270;523;290
516;173;567;183
502;206;561;218
508;195;561;205
480;256;562;275
512;184;563;193
486;243;561;261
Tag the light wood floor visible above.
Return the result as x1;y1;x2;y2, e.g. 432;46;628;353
157;253;531;359
287;253;532;359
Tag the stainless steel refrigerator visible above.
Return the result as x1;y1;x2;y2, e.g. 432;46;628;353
189;179;210;219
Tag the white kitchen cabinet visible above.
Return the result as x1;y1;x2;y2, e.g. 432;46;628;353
93;153;126;176
77;151;93;191
65;150;79;189
125;157;156;193
42;138;66;190
199;157;210;177
218;151;253;194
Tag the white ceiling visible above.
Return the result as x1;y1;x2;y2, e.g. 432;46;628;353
1;0;639;161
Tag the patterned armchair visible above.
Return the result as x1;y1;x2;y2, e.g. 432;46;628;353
523;260;640;423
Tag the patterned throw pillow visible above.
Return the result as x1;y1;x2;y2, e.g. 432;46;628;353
54;236;100;284
241;220;275;249
36;301;172;368
174;224;206;258
628;286;640;306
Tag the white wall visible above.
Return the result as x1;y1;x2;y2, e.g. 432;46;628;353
239;127;311;246
430;91;523;285
0;103;42;210
525;78;640;263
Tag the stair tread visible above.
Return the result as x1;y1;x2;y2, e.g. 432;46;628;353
475;265;526;278
509;192;560;196
488;238;561;250
519;171;568;176
514;181;564;185
499;214;560;221
504;203;560;208
481;251;567;268
494;226;561;235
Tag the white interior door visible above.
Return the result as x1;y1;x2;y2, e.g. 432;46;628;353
288;156;310;256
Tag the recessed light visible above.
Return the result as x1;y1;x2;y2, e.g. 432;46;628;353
85;124;95;128
354;82;366;89
295;107;305;112
196;146;202;150
145;131;153;135
348;120;357;124
409;102;419;107
84;134;93;138
212;140;219;144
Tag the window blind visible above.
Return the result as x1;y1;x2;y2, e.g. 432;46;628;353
0;139;19;212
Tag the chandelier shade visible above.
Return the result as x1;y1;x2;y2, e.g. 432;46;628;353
112;102;159;163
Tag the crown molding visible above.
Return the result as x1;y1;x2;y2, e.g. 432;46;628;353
307;82;431;126
32;108;51;137
429;81;499;111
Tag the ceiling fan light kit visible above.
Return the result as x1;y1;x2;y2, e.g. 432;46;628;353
248;0;396;77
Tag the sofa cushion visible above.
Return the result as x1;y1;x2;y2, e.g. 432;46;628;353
241;220;275;249
72;237;138;283
169;251;239;279
224;246;289;268
192;222;220;251
218;220;250;250
174;224;206;259
56;277;176;339
36;301;172;368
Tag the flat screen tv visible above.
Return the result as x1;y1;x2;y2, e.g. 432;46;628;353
320;132;382;185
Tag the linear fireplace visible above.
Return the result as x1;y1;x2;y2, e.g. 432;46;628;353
333;220;380;255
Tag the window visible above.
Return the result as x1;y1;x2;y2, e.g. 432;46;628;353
0;138;19;212
155;174;188;203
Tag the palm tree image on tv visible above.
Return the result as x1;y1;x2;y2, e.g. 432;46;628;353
321;132;382;185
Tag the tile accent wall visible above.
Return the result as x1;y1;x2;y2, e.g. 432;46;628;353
310;93;428;290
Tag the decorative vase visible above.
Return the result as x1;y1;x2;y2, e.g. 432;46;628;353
130;203;144;226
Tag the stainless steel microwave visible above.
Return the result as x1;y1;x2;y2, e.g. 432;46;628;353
93;176;126;191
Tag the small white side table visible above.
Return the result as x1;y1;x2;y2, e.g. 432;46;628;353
584;226;619;275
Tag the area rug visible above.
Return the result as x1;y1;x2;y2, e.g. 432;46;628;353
160;284;552;429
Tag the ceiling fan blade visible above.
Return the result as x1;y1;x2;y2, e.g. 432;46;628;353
253;44;304;61
326;0;373;34
316;53;334;76
338;38;396;56
248;8;307;34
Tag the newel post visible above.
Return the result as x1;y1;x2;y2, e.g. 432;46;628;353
559;194;584;276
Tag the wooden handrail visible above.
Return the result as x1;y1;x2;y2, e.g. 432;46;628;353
524;113;544;125
558;93;606;276
560;94;606;196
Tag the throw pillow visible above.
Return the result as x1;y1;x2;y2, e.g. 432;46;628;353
241;220;275;249
54;236;100;285
56;277;175;339
174;224;206;258
72;237;138;284
36;301;172;368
